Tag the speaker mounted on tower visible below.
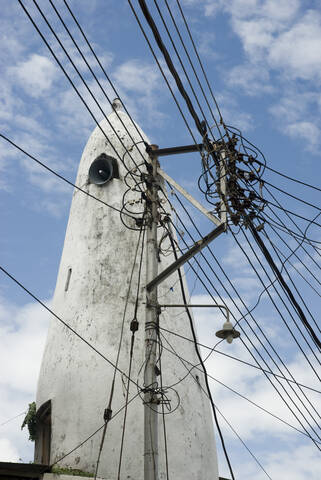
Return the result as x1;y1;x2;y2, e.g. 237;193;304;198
88;153;119;185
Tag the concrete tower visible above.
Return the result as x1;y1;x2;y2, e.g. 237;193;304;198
35;104;219;479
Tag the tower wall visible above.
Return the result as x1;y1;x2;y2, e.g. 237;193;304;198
36;110;219;479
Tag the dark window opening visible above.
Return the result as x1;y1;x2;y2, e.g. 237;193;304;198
65;267;72;292
34;400;51;465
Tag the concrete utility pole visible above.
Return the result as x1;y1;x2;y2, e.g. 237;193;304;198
142;143;229;480
144;146;159;480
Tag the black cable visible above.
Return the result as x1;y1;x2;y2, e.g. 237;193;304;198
233;208;321;336
262;178;321;212
260;225;321;302
159;331;272;479
117;223;146;480
49;0;150;174
249;224;321;351
32;0;146;191
0;133;131;217
0;264;139;388
158;325;321;394
152;0;225;145
137;0;205;137
260;219;321;335
166;200;321;448
159;330;321;444
233;229;321;431
215;405;272;480
166;226;236;480
261;211;321;247
127;0;199;146
50;392;141;467
0;411;26;427
62;0;146;146
175;0;226;134
94;221;145;479
170;188;321;407
19;0;145;197
261;181;321;259
255;160;321;193
164;0;226;141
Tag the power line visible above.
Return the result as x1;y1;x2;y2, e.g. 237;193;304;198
159;330;321;444
127;0;199;147
94;220;145;480
0;133;131;217
248;224;321;352
158;325;321;394
160;330;272;479
50;392;141;467
0;264;139;389
49;0;150;173
164;0;226;140
169;188;321;395
165;197;321;448
0;411;26;427
19;0;145;197
166;225;236;480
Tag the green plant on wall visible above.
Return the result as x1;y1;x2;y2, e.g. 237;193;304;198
21;402;36;441
51;466;94;477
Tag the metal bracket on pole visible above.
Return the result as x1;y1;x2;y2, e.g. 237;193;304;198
146;143;203;157
146;223;226;292
157;167;222;227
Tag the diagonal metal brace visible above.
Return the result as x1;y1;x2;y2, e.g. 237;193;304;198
146;223;226;291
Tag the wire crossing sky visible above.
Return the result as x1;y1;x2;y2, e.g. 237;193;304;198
0;1;320;479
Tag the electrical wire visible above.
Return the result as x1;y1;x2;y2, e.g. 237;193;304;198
94;218;145;480
233;229;321;431
117;222;146;480
0;411;26;427
159;331;272;479
166;198;321;449
49;0;151;175
0;264;139;389
127;0;199;147
247;225;321;352
50;392;141;467
164;0;226;141
170;187;321;392
158;325;321;394
166;224;236;480
19;0;146;198
159;330;321;444
0;133;130;217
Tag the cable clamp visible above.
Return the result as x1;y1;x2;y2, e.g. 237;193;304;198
130;318;139;332
103;407;112;422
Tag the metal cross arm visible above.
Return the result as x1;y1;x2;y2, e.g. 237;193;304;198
158;167;223;227
146;223;226;292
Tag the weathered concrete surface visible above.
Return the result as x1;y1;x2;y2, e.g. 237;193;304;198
36;110;219;479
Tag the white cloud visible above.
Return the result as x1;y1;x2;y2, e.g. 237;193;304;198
0;296;50;462
284;122;321;151
113;59;162;95
0;438;19;462
268;11;321;81
9;54;58;98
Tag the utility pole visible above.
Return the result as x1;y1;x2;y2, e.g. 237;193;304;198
144;145;160;480
143;142;230;480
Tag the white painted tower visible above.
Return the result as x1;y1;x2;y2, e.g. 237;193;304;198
35;104;219;479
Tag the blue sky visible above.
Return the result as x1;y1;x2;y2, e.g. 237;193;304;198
0;1;320;479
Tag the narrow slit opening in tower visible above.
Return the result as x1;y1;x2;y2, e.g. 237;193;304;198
65;267;72;292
